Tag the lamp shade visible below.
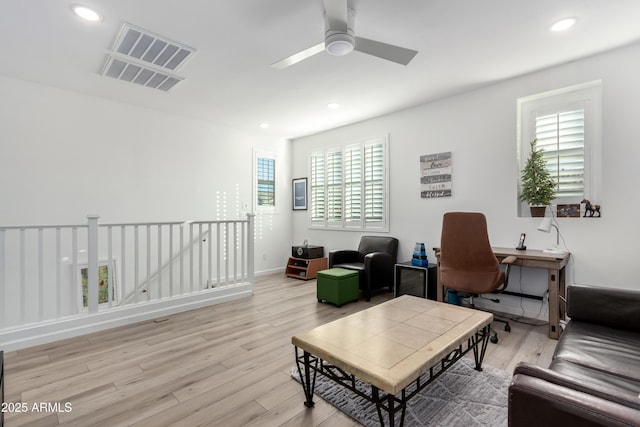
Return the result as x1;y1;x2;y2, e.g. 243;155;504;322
537;217;552;233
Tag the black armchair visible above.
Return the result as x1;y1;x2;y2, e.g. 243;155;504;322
328;236;399;301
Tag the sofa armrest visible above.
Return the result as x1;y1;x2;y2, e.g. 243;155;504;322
509;372;640;427
328;250;360;268
513;363;640;410
567;284;640;332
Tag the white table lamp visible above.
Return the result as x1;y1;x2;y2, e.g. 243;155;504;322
537;217;566;254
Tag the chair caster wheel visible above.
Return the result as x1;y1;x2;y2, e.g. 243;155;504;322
490;335;499;344
505;324;511;332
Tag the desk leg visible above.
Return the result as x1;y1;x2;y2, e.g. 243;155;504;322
548;269;560;340
559;267;567;321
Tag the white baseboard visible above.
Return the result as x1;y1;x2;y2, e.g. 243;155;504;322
255;267;285;276
0;283;253;352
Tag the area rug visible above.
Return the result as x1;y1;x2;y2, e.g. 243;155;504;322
291;357;511;426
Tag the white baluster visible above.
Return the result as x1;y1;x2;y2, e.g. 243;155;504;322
87;215;99;314
157;224;162;299
38;228;44;321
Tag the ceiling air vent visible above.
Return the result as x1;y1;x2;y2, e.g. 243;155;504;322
101;23;196;92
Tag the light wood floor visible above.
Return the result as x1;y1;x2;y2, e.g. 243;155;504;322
3;273;557;427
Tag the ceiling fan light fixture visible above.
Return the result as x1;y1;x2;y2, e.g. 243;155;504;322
325;33;354;56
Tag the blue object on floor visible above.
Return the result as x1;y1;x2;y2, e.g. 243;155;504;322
448;290;462;305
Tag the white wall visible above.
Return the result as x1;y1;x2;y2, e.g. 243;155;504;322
291;42;640;318
0;75;292;275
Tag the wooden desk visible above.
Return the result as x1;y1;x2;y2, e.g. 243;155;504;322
435;247;570;340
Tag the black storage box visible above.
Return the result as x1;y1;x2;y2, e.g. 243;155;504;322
292;245;324;259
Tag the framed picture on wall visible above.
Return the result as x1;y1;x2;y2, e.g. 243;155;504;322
292;177;308;210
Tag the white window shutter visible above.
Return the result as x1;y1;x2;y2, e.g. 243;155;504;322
310;153;325;222
536;109;585;198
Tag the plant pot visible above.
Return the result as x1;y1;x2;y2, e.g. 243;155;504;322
529;206;547;217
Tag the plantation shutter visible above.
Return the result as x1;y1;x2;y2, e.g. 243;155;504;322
344;145;362;223
326;150;343;222
364;140;385;223
535;109;585;198
310;153;325;222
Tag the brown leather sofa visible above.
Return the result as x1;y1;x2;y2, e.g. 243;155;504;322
508;284;640;427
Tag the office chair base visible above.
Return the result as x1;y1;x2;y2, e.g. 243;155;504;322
489;318;511;343
449;291;511;344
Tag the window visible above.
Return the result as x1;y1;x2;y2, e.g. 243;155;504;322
310;136;388;230
535;109;585;198
254;151;277;211
517;81;601;216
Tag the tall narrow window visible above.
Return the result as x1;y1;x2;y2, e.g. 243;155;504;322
256;155;276;208
309;136;388;230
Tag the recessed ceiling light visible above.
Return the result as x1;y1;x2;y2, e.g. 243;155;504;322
259;123;270;129
72;5;102;22
550;17;577;32
328;103;341;110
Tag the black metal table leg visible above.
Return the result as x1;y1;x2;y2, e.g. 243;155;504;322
372;386;407;427
472;324;491;371
295;347;318;408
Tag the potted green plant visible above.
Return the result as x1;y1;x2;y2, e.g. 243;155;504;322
520;138;556;217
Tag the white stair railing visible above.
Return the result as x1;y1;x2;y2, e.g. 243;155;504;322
0;214;255;351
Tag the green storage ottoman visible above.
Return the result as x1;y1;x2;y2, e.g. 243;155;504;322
317;268;360;307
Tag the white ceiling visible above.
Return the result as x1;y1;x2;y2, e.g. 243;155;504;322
3;0;640;139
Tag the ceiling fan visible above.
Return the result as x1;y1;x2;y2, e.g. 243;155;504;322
270;0;418;69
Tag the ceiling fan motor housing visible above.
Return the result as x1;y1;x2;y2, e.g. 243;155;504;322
324;8;355;56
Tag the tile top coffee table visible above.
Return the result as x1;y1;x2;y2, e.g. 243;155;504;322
291;295;493;426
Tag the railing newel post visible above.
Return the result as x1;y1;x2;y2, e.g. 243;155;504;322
246;213;255;291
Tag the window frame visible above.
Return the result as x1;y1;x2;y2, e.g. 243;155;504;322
309;136;389;231
517;81;602;216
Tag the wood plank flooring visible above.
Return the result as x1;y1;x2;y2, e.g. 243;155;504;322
3;273;557;426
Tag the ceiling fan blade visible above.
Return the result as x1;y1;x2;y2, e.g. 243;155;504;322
323;0;348;32
354;37;418;65
270;42;325;69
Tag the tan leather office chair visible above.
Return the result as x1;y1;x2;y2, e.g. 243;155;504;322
439;212;517;343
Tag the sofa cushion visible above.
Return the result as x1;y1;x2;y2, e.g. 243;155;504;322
549;359;640;402
568;284;640;332
554;321;640;383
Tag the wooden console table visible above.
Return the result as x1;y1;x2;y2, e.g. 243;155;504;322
434;247;570;340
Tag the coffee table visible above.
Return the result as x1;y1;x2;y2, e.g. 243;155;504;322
291;295;493;426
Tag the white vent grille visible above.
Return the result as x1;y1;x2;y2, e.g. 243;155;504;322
102;56;182;91
101;23;195;92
